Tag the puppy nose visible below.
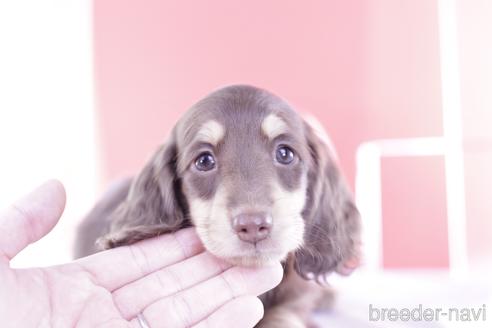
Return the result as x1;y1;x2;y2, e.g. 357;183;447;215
232;213;272;243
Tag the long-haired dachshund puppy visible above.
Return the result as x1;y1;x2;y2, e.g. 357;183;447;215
75;85;361;327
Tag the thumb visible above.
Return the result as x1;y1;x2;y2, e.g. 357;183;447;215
0;180;66;260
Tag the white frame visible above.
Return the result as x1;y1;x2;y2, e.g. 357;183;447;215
355;0;467;278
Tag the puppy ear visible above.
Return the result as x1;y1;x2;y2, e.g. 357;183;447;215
98;134;189;249
294;122;361;280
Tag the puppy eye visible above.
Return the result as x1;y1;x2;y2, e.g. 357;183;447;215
275;146;295;165
195;152;216;171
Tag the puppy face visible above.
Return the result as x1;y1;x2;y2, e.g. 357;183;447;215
102;85;361;280
174;90;310;265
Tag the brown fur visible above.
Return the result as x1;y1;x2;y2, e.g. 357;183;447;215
75;85;361;327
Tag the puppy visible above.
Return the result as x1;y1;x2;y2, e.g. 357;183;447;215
75;85;361;327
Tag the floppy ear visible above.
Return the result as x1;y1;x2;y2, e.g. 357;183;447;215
294;122;361;280
98;134;189;249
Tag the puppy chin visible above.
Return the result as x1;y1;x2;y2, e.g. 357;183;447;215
225;251;288;267
198;235;289;267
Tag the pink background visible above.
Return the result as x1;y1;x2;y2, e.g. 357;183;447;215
94;0;491;269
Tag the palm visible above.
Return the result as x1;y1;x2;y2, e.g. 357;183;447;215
1;265;122;327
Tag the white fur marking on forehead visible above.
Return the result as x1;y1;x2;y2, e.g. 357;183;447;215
261;113;288;140
196;120;225;146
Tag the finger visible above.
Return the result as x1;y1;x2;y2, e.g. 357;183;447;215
0;180;66;260
138;263;283;328
114;251;232;319
76;228;204;291
193;296;264;328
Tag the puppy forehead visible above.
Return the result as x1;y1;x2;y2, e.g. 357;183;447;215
177;85;306;151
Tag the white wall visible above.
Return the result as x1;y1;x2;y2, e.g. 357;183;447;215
0;1;98;267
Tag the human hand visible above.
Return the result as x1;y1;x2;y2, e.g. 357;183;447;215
0;180;283;328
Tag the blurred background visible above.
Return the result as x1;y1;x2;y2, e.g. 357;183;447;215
0;1;490;327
